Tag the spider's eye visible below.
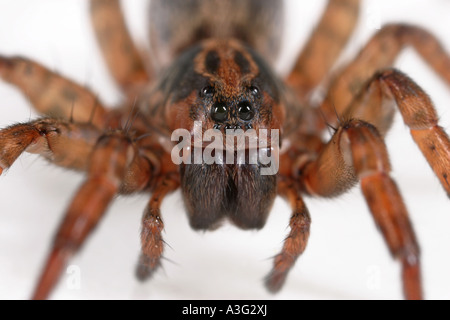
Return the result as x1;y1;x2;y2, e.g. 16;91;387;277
201;86;215;97
249;86;260;97
211;103;228;122
237;101;254;121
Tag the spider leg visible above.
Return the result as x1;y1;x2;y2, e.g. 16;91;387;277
0;118;100;174
31;132;154;300
0;56;107;128
321;24;450;125
90;0;151;96
135;175;179;281
265;178;311;293
300;119;421;300
344;69;450;196
286;0;360;100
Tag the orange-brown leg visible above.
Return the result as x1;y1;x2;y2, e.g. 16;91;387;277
301;119;421;300
344;69;450;196
31;132;154;300
90;0;151;96
136;174;180;281
321;24;450;125
0;118;101;174
287;0;360;100
265;178;311;293
0;56;107;128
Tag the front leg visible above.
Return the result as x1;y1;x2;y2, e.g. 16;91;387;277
344;69;450;196
300;119;421;300
320;24;450;125
32;132;154;299
0;118;100;173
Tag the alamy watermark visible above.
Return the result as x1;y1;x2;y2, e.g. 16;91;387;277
66;265;81;291
170;121;280;175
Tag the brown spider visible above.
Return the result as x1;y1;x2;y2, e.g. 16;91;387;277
0;0;449;300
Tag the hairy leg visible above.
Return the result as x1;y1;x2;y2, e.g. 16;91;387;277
0;118;101;174
321;24;450;125
286;0;360;100
265;178;311;293
0;56;107;127
136;174;179;281
344;69;450;196
90;0;151;95
31;132;154;299
300;119;421;299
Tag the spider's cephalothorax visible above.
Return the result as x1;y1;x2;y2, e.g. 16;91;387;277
0;0;450;300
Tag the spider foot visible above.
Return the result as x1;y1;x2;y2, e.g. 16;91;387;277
135;254;162;281
264;269;288;294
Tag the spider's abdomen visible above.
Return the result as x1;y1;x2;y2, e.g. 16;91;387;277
180;162;277;230
149;0;284;71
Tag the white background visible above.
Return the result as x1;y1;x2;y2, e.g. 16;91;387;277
0;0;449;300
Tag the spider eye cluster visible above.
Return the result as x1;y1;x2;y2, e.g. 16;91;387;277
210;100;255;123
203;85;258;124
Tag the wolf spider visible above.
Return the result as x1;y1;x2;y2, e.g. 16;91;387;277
0;0;449;300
